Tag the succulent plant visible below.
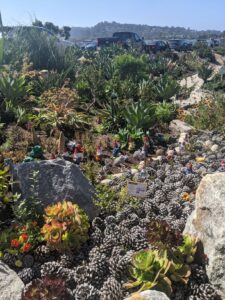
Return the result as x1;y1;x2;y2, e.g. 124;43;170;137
41;200;89;251
23;276;73;300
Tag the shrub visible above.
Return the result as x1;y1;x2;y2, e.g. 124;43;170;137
124;100;156;132
41;200;89;251
198;63;213;82
113;54;147;81
185;97;225;131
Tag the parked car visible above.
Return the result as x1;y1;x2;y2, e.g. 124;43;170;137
84;40;97;50
144;40;169;53
168;39;192;51
97;31;144;49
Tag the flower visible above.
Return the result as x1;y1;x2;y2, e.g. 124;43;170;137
181;192;190;201
11;239;20;248
15;260;23;267
19;234;28;242
22;243;31;252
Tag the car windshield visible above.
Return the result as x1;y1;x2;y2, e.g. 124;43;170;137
113;32;132;40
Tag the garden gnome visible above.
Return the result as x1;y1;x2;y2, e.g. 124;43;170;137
73;142;83;165
128;137;135;152
183;162;193;175
143;135;150;157
166;148;174;160
96;142;103;162
112;140;121;157
219;160;225;172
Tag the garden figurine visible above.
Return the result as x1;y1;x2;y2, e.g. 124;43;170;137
128;137;135;152
23;145;45;162
112;140;121;157
143;135;150;157
96;142;103;162
183;162;193;175
166;148;174;160
73;142;84;165
219;160;225;172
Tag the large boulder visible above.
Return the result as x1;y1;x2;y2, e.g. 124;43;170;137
12;159;98;219
184;173;225;298
169;119;193;134
0;261;24;300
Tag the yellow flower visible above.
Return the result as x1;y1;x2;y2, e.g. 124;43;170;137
181;192;190;201
196;157;205;163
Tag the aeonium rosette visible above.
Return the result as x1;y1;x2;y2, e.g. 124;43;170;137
41;200;89;251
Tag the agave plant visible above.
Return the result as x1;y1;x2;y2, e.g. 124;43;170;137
124;100;156;132
155;101;177;123
153;75;180;102
0;74;32;106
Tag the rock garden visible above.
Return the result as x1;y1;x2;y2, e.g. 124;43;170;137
0;25;225;300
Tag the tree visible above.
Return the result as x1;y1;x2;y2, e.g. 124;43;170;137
44;22;59;35
61;26;71;40
32;19;43;27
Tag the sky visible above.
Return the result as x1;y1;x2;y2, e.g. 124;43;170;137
0;0;225;31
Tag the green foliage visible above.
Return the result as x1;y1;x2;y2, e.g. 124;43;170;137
214;46;225;56
41;200;89;251
194;43;215;63
185;96;225;131
12;171;44;224
124;100;156;131
125;235;198;296
203;74;225;92
198;63;213;82
155;101;176;123
95;184;140;213
0;74;31;106
117;127;143;149
0;221;42;256
0;12;4;65
113;54;147;81
153;75;180;102
23;276;72;300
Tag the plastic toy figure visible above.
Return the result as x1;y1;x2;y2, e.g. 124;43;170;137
219;160;225;172
143;135;150;157
73;142;84;165
112;140;121;157
96;142;103;162
183;162;193;175
23;145;45;162
128;137;135;152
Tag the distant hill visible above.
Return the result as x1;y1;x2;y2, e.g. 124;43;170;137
70;21;221;41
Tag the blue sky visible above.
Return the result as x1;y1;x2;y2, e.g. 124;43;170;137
1;0;225;31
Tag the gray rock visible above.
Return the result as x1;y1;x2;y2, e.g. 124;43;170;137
124;290;169;300
12;159;98;219
184;173;225;298
0;261;24;300
169;119;194;134
113;155;128;166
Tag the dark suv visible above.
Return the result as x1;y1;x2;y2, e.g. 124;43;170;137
168;39;192;51
144;40;169;53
